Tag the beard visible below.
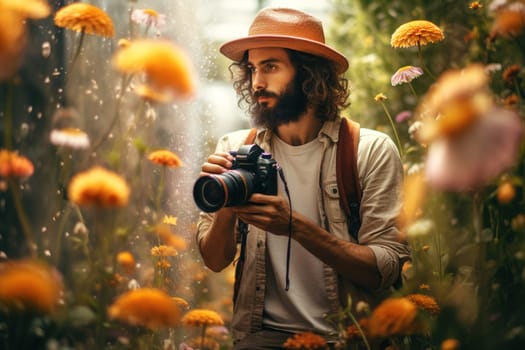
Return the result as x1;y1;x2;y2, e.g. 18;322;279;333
251;78;308;130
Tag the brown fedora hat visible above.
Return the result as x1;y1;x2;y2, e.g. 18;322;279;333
219;7;349;74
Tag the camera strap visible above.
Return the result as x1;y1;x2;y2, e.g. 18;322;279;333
234;118;361;296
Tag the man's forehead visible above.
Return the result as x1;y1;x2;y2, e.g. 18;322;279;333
247;47;290;64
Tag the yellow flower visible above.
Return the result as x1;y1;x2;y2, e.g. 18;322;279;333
54;3;115;37
163;215;177;225
415;64;491;142
68;166;130;207
374;93;387;101
391;20;444;48
112;39;196;98
406;293;440;316
148;149;183;167
151;245;178;257
108;288;181;329
0;149;34;178
0;259;62;313
181;309;224;327
283;331;328;349
368;297;420;337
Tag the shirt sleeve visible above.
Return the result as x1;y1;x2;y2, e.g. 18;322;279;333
356;130;410;289
195;129;252;247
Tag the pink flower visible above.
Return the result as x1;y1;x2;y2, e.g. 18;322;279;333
131;9;166;28
391;66;424;86
425;107;523;191
395;110;413;123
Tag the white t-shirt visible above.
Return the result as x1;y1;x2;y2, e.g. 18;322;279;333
262;135;333;334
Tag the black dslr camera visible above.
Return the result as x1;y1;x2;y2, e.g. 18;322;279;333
193;144;278;213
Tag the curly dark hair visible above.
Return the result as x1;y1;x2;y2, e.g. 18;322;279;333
229;49;350;122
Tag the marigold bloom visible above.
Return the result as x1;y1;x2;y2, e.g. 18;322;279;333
283;331;328;349
391;66;424;86
116;251;136;274
346;319;369;341
469;1;483;10
0;149;34;178
54;3;115;37
0;259;62;313
406;293;440;316
368;297;419;337
172;296;190;310
50;127;90;149
181;309;224;327
415;64;491;142
441;338;460;350
374;93;387;101
112;39;196;98
490;8;525;40
502;64;521;82
0;0;51;18
148;149;183;167
108;288;181;329
163;215;177;225
68;166;130;207
497;181;516;204
151;245;178;257
391;20;444;48
151;223;188;250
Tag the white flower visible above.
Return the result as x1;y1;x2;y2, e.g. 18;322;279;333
131;9;166;28
50;128;90;149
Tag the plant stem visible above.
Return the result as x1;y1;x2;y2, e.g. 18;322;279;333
3;80;14;149
8;177;36;257
64;29;86;89
379;101;404;158
156;166;166;214
417;42;436;80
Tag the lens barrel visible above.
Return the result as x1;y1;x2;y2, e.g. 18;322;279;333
193;170;255;212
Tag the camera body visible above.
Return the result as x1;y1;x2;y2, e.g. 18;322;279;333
193;144;278;213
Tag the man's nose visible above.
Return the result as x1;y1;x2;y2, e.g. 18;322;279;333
252;72;266;91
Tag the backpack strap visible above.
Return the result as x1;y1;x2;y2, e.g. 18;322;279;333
337;118;362;240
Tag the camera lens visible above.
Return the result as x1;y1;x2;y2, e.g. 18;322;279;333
193;170;255;212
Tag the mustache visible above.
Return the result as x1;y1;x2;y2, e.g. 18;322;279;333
253;90;278;99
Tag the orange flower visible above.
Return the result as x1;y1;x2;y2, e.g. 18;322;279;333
415;64;491;142
148;149;183;167
391;20;444;48
0;259;62;313
283;331;328;349
469;2;483;10
502;64;521;83
441;338;460;350
108;288;181;329
152;223;188;250
0;149;34;178
406;293;440;316
1;0;51;18
368;297;419;337
68;166;130;207
497;181;516;204
54;3;114;37
181;309;224;327
112;39;196;98
346;318;369;341
490;8;525;40
116;251;136;274
151;245;178;257
172;296;190;310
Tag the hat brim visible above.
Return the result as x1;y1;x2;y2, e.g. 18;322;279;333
219;35;349;74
